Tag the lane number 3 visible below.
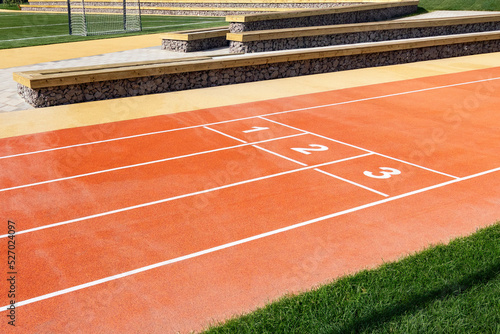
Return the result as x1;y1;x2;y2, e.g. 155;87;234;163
364;167;401;179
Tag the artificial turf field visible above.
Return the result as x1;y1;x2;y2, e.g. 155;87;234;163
0;12;226;49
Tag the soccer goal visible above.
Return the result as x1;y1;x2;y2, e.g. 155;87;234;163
67;0;142;36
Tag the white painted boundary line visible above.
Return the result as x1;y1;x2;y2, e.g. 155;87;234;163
0;153;373;239
0;132;306;193
2;165;498;313
204;126;247;143
0;23;67;30
314;168;389;197
260;117;460;180
0;34;67;43
2;76;499;160
0;125;205;160
253;145;308;167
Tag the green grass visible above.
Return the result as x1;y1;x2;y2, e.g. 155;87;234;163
0;4;21;10
0;12;226;49
204;222;500;333
419;0;500;11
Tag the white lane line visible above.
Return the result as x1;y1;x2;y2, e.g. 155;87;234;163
260;117;460;180
3;76;498;160
0;34;67;43
259;116;373;153
3;165;498;312
204;126;247;143
374;153;460;179
265;76;500;118
0;23;67;30
314;168;389;197
0;153;372;239
0;126;205;160
0;133;306;193
253;145;308;167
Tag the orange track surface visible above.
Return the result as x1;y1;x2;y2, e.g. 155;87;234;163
1;66;499;333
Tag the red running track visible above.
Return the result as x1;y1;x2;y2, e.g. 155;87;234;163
1;66;499;333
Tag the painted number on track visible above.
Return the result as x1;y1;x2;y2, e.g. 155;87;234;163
243;126;269;133
363;167;401;179
291;144;329;155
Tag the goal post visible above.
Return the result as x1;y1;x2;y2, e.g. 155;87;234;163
67;0;142;36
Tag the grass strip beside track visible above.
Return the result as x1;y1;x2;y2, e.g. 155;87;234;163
0;12;225;49
204;222;500;333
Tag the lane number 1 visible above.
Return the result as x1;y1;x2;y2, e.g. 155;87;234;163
364;167;401;179
243;126;269;133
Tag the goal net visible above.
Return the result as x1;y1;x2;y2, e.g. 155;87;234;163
68;0;142;36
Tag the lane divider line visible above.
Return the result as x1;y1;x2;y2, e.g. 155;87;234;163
0;153;373;239
3;165;498;313
253;145;308;167
204;126;248;143
0;125;206;160
314;168;389;197
264;76;500;118
0;133;306;193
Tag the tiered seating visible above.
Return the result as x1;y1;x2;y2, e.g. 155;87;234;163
14;30;500;107
20;0;365;16
227;13;500;53
162;1;419;51
14;0;500;108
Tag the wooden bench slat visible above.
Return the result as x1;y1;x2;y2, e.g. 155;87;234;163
226;1;419;22
163;27;229;41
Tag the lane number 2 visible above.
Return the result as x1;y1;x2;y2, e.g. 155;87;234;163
364;167;401;179
291;144;329;155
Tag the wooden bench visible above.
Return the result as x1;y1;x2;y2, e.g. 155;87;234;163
226;1;419;32
162;27;230;52
15;30;500;108
227;13;500;53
